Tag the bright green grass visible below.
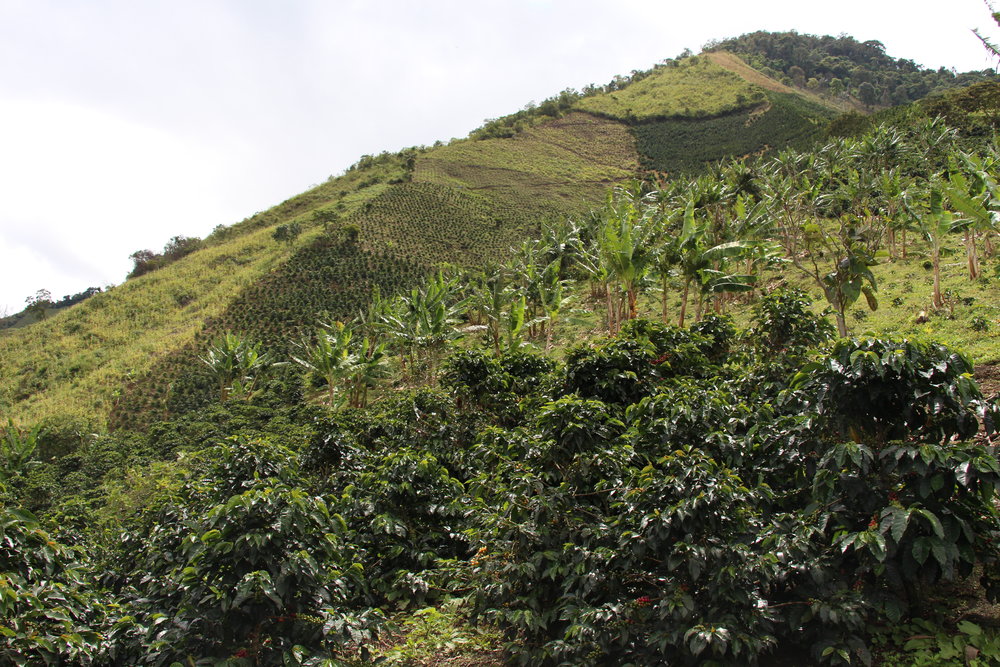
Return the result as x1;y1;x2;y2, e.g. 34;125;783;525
0;223;320;429
548;232;1000;368
575;56;766;121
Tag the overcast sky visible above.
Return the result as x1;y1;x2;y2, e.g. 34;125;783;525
1;0;997;315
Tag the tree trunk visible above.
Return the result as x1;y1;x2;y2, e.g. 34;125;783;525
835;309;848;338
606;287;616;334
932;245;944;310
661;274;669;323
966;229;981;280
678;278;691;328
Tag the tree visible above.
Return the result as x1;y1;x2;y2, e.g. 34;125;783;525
162;235;202;260
292;322;356;407
594;188;658;332
128;249;159;278
921;182;968;310
272;222;302;245
858;81;878;108
24;289;52;320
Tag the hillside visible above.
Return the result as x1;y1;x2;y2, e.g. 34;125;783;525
0;48;846;431
4;29;1000;666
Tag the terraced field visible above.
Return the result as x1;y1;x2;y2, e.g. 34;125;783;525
415;111;638;212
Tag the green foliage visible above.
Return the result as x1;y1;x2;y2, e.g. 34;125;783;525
375;599;501;664
272;221;302;245
116;438;380;664
711;31;999;109
339;447;468;607
562;320;711;406
0;420;41;482
877;618;1000;666
200;332;274;402
635;92;836;175
0;505;110;665
576;55;765;121
789;337;992;445
441;348;555;421
128;235;203;279
750;287;835;355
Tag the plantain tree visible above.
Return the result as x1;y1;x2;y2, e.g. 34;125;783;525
200;332;273;402
292;321;356;407
922;182;968;310
595;188;659;332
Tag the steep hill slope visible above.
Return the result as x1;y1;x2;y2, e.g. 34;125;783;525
0;42;976;431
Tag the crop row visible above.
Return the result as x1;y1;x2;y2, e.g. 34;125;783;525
635;91;836;175
110;237;425;429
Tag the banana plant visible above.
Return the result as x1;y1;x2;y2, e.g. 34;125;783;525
347;337;390;409
596;188;659;332
945;152;1000;279
291;321;355;407
377;272;468;381
536;258;572;350
1;419;42;480
922;182;969;310
200;332;273;402
470;264;514;356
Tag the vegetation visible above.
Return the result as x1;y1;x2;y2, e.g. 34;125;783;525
4;28;1000;666
635;91;837;175
708;31;1000;108
576;55;766;121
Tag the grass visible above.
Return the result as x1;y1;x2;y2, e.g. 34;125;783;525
0;223;316;430
0;155;412;430
531;232;1000;370
415;111;637;211
575;55;766;121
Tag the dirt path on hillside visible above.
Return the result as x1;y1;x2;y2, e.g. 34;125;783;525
705;51;794;94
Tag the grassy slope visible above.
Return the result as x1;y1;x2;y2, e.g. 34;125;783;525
0;224;313;429
575;55;766;120
2;111;642;429
0;51;886;430
414;111;638;214
0;158;408;430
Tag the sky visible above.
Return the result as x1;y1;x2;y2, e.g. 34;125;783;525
1;0;998;315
